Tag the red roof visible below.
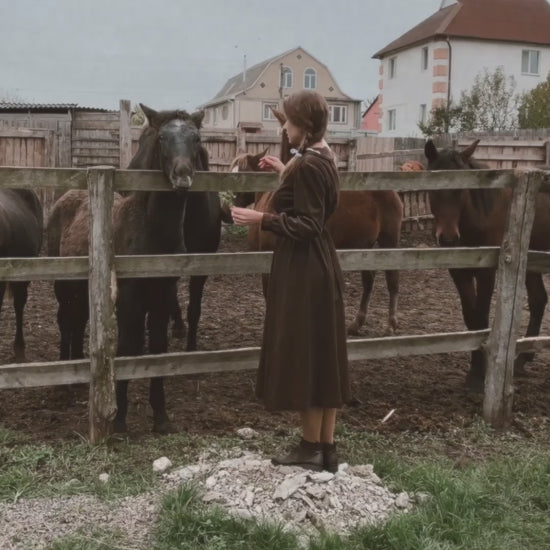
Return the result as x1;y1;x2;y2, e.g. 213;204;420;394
373;0;550;58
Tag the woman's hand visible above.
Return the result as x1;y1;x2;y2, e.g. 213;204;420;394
231;206;264;226
258;155;285;174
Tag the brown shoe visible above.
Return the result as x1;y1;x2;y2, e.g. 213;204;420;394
271;438;323;471
323;442;338;473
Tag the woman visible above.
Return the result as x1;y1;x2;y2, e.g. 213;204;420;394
231;90;349;472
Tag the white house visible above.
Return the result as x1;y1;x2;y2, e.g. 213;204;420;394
373;0;550;137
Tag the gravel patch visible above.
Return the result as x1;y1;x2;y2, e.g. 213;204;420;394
1;449;424;549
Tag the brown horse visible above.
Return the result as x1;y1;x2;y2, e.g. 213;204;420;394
425;139;550;390
48;105;221;433
231;112;404;336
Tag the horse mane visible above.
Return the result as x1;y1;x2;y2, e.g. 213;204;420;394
465;156;497;216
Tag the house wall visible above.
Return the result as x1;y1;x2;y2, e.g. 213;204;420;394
379;38;550;137
203;48;360;132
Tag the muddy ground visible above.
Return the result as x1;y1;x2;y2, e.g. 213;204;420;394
1;228;549;442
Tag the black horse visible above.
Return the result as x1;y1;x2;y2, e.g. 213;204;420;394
47;104;222;432
0;189;43;362
425;139;550;390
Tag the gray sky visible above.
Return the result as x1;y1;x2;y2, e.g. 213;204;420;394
1;0;439;111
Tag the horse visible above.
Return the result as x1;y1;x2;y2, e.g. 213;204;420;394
47;104;222;433
425;138;550;390
231;110;404;336
0;189;43;362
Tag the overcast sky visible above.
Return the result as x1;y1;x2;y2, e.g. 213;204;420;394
1;0;439;111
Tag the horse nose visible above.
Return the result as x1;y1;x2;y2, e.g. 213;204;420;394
436;232;461;247
170;159;193;189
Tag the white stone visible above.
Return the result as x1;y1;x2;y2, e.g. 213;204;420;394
273;474;307;500
308;471;334;483
236;427;260;440
395;492;410;508
152;457;172;473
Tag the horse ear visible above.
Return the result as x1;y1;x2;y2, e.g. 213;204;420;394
424;140;438;163
271;108;286;127
140;104;159;127
252;147;269;162
191;110;205;129
461;139;480;161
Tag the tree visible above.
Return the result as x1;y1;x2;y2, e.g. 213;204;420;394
518;72;550;129
419;67;520;136
458;67;520;131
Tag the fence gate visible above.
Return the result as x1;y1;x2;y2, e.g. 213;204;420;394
0;127;57;217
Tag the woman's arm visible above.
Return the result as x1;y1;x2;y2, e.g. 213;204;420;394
261;161;327;241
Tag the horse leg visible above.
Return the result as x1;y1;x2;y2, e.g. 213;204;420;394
515;272;548;376
348;270;374;336
54;281;72;361
70;281;89;359
114;286;146;433
186;275;208;351
448;268;485;391
147;293;175;434
378;230;400;336
169;280;186;340
11;281;29;362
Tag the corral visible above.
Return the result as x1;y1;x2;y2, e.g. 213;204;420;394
1;162;550;442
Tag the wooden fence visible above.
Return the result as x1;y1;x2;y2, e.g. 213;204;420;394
1;165;550;442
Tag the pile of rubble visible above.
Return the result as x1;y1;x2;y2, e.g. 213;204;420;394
164;449;427;537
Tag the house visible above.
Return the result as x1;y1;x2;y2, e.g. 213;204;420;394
373;0;550;136
361;95;382;133
200;46;362;133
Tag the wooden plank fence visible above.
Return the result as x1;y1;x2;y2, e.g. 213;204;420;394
1;166;550;441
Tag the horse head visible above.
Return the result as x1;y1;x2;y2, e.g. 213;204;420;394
230;148;269;207
425;139;480;246
140;104;207;191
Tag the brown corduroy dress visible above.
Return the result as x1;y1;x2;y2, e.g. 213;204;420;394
256;147;350;411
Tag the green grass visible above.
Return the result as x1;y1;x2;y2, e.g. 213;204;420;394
46;528;129;550
3;418;550;549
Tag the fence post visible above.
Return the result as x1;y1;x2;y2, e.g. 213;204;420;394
119;99;132;169
87;166;118;443
483;169;541;428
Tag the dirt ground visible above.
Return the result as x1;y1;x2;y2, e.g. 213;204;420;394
1;228;550;442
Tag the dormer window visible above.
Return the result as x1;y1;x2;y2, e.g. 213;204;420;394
280;66;293;88
304;68;317;89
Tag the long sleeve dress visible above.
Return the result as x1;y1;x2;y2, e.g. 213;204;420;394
256;147;350;411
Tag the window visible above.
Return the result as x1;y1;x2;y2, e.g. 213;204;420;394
522;50;540;75
419;104;427;125
329;105;347;124
221;104;228;120
263;102;279;120
304;68;317;89
421;47;429;71
389;57;397;78
213;107;218;124
280;66;293;88
388;109;396;131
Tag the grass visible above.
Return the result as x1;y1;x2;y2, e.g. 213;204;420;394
3;418;550;549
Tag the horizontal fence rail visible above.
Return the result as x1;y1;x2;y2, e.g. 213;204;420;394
3;166;550;192
0;330;490;390
0;247;507;281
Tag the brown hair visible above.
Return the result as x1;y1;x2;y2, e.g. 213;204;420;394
283;91;329;153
